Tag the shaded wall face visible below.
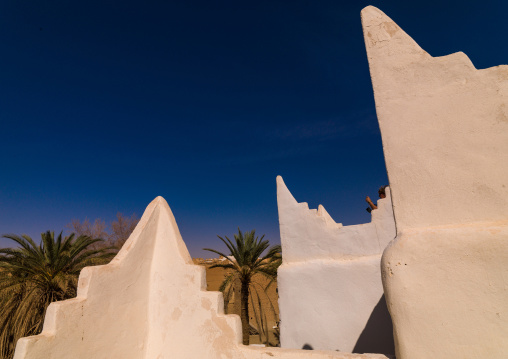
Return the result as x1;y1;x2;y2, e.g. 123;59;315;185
278;259;393;354
276;177;395;355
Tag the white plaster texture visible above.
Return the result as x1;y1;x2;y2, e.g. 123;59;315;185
14;196;387;359
362;6;508;359
276;176;395;353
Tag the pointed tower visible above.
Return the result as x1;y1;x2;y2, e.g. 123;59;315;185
362;6;508;359
13;197;242;359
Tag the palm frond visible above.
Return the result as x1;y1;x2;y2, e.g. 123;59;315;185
218;272;237;293
208;262;238;271
0;231;113;357
203;228;281;345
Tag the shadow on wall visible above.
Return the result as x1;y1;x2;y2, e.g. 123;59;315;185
353;295;395;356
299;295;394;356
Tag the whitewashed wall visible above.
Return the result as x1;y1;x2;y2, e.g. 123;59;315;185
362;6;508;359
277;176;395;355
14;196;387;359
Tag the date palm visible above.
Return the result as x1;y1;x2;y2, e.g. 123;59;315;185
204;228;281;345
0;231;115;359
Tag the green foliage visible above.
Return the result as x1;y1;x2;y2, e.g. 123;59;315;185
249;282;279;346
204;228;281;345
0;231;115;359
204;228;281;284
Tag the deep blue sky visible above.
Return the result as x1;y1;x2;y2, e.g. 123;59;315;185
1;1;507;257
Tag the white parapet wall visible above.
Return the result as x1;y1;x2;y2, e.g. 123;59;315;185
13;196;388;359
362;6;508;359
276;176;396;355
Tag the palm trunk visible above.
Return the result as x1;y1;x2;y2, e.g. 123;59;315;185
240;278;250;345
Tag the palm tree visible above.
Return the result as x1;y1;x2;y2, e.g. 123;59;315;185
0;231;115;359
204;228;281;345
